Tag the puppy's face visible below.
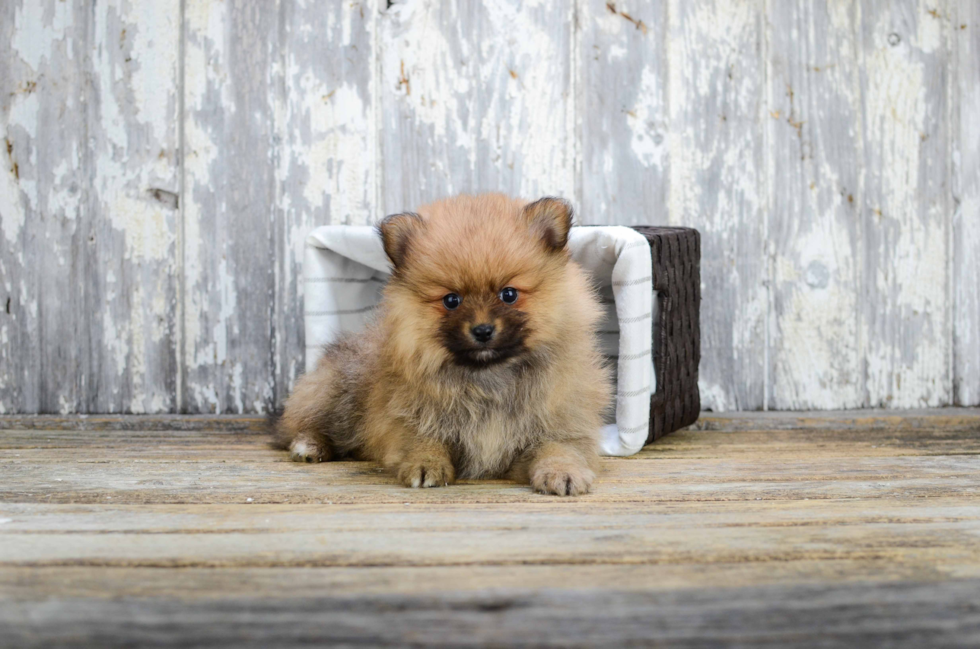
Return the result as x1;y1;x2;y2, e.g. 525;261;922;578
379;194;573;371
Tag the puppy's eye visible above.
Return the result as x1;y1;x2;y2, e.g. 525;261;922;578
442;293;461;310
499;287;519;304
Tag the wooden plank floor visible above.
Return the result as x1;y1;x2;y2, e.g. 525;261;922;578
2;411;979;648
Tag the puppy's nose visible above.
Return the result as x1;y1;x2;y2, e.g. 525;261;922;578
471;323;495;343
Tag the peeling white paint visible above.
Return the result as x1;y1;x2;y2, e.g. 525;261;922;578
101;273;130;382
382;0;572;207
230;362;244;414
12;0;74;73
128;281;148;413
126;1;180;144
0;160;25;246
916;2;944;54
295;77;371;217
5;91;40;220
58;393;74;415
627;66;666;169
952;1;980;406
46;159;82;224
668;0;766;409
181;114;219;373
766;0;865;411
698;380;733;413
212;258;237;366
106;196;173;261
184;0;224;47
862;6;948;407
607;43;627;60
191;384;220;413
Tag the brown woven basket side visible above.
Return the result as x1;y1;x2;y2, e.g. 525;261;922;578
631;226;701;444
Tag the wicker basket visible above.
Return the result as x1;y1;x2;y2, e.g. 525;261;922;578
303;224;701;449
632;226;701;443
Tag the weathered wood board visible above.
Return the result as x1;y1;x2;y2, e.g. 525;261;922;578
379;0;574;212
858;0;951;408
1;411;979;646
273;0;377;400
953;1;980;406
1;0;978;414
767;0;864;410
666;0;767;411
181;0;280;414
1;0;181;414
1;0;84;414
578;0;669;226
2;578;977;648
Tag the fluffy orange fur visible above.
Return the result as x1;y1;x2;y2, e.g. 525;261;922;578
275;193;612;495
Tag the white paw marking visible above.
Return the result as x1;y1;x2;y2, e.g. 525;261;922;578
290;440;318;462
291;440;308;456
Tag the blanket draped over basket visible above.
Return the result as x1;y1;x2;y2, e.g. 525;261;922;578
303;225;658;456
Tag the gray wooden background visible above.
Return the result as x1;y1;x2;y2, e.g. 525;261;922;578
1;0;977;414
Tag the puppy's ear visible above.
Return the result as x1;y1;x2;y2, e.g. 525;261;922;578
522;197;573;252
377;212;424;268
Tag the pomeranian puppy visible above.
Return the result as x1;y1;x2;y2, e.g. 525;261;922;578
275;193;611;495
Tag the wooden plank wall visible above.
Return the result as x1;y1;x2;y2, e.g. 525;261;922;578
1;0;181;413
1;0;977;414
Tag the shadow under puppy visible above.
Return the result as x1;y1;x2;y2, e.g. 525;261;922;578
275;193;612;495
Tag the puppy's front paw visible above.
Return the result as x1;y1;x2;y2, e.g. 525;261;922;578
530;461;594;496
397;456;456;488
289;438;330;463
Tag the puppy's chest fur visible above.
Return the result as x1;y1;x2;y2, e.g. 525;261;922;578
412;364;546;479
